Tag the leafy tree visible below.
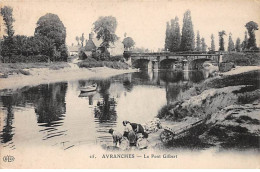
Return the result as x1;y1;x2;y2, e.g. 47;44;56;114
93;16;118;50
34;13;68;61
76;36;80;45
228;33;235;52
235;38;241;52
218;30;226;51
180;10;195;51
164;22;171;51
171;16;181;52
122;37;135;50
80;33;85;47
0;6;15;38
196;31;201;51
201;37;207;51
241;31;248;50
210;34;215;51
0;6;15;60
245;21;258;49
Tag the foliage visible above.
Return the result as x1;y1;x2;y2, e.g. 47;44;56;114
78;57;129;69
241;31;248;50
76;36;80;45
170;17;181;52
80;33;85;47
180;10;195;51
218;30;226;51
0;6;15;37
222;52;260;66
210;34;215;51
228;33;235;52
164;22;171;51
34;13;68;61
196;31;201;51
122;37;135;49
0;11;68;62
201;37;207;51
235;38;241;52
245;21;258;50
93;16;118;50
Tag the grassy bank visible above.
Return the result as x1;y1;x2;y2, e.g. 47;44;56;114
77;57;130;69
0;62;70;77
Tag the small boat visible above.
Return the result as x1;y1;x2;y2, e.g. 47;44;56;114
80;83;97;92
78;91;96;97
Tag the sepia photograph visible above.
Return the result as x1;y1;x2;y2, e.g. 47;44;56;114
0;0;259;169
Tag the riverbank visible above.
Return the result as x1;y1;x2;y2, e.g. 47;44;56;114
153;66;260;150
0;62;137;90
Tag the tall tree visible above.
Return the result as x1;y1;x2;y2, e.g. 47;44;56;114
93;16;118;50
0;6;15;60
235;38;241;52
168;19;175;52
201;37;207;51
34;13;67;61
180;10;195;51
122;37;135;50
210;34;215;51
0;6;15;38
164;22;171;51
196;31;201;51
80;33;85;47
218;30;226;51
172;16;181;52
228;33;235;52
241;31;248;50
245;21;258;49
76;36;80;45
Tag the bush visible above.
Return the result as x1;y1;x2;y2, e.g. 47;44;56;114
77;57;129;69
223;52;260;66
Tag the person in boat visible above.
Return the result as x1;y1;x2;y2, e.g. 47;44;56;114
122;121;136;146
109;128;123;147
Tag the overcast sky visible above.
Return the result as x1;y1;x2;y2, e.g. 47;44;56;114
1;0;260;51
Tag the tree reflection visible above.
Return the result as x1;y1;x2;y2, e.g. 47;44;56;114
0;96;14;143
34;83;67;127
94;80;117;122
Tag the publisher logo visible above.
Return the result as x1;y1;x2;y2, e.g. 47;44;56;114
3;155;15;162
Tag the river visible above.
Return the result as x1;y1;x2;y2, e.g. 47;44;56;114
0;70;206;151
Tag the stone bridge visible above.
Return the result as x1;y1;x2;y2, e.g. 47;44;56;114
124;51;223;70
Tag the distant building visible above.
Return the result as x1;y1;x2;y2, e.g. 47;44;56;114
84;32;124;57
67;45;81;56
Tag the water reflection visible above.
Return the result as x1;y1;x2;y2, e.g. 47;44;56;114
0;70;205;150
35;83;67;127
0;96;14;144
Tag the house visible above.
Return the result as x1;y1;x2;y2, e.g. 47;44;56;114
85;32;124;57
67;45;81;56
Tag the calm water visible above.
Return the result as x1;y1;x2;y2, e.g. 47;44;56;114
0;70;205;150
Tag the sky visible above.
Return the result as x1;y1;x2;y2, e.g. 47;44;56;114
0;0;260;51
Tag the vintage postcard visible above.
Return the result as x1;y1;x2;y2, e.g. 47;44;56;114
0;0;259;169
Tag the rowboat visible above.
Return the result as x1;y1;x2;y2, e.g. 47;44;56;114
80;83;97;92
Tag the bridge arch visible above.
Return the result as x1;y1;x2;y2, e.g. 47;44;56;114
160;59;179;70
132;59;151;69
189;58;212;70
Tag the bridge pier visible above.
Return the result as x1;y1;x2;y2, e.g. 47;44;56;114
182;60;189;71
152;60;159;70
